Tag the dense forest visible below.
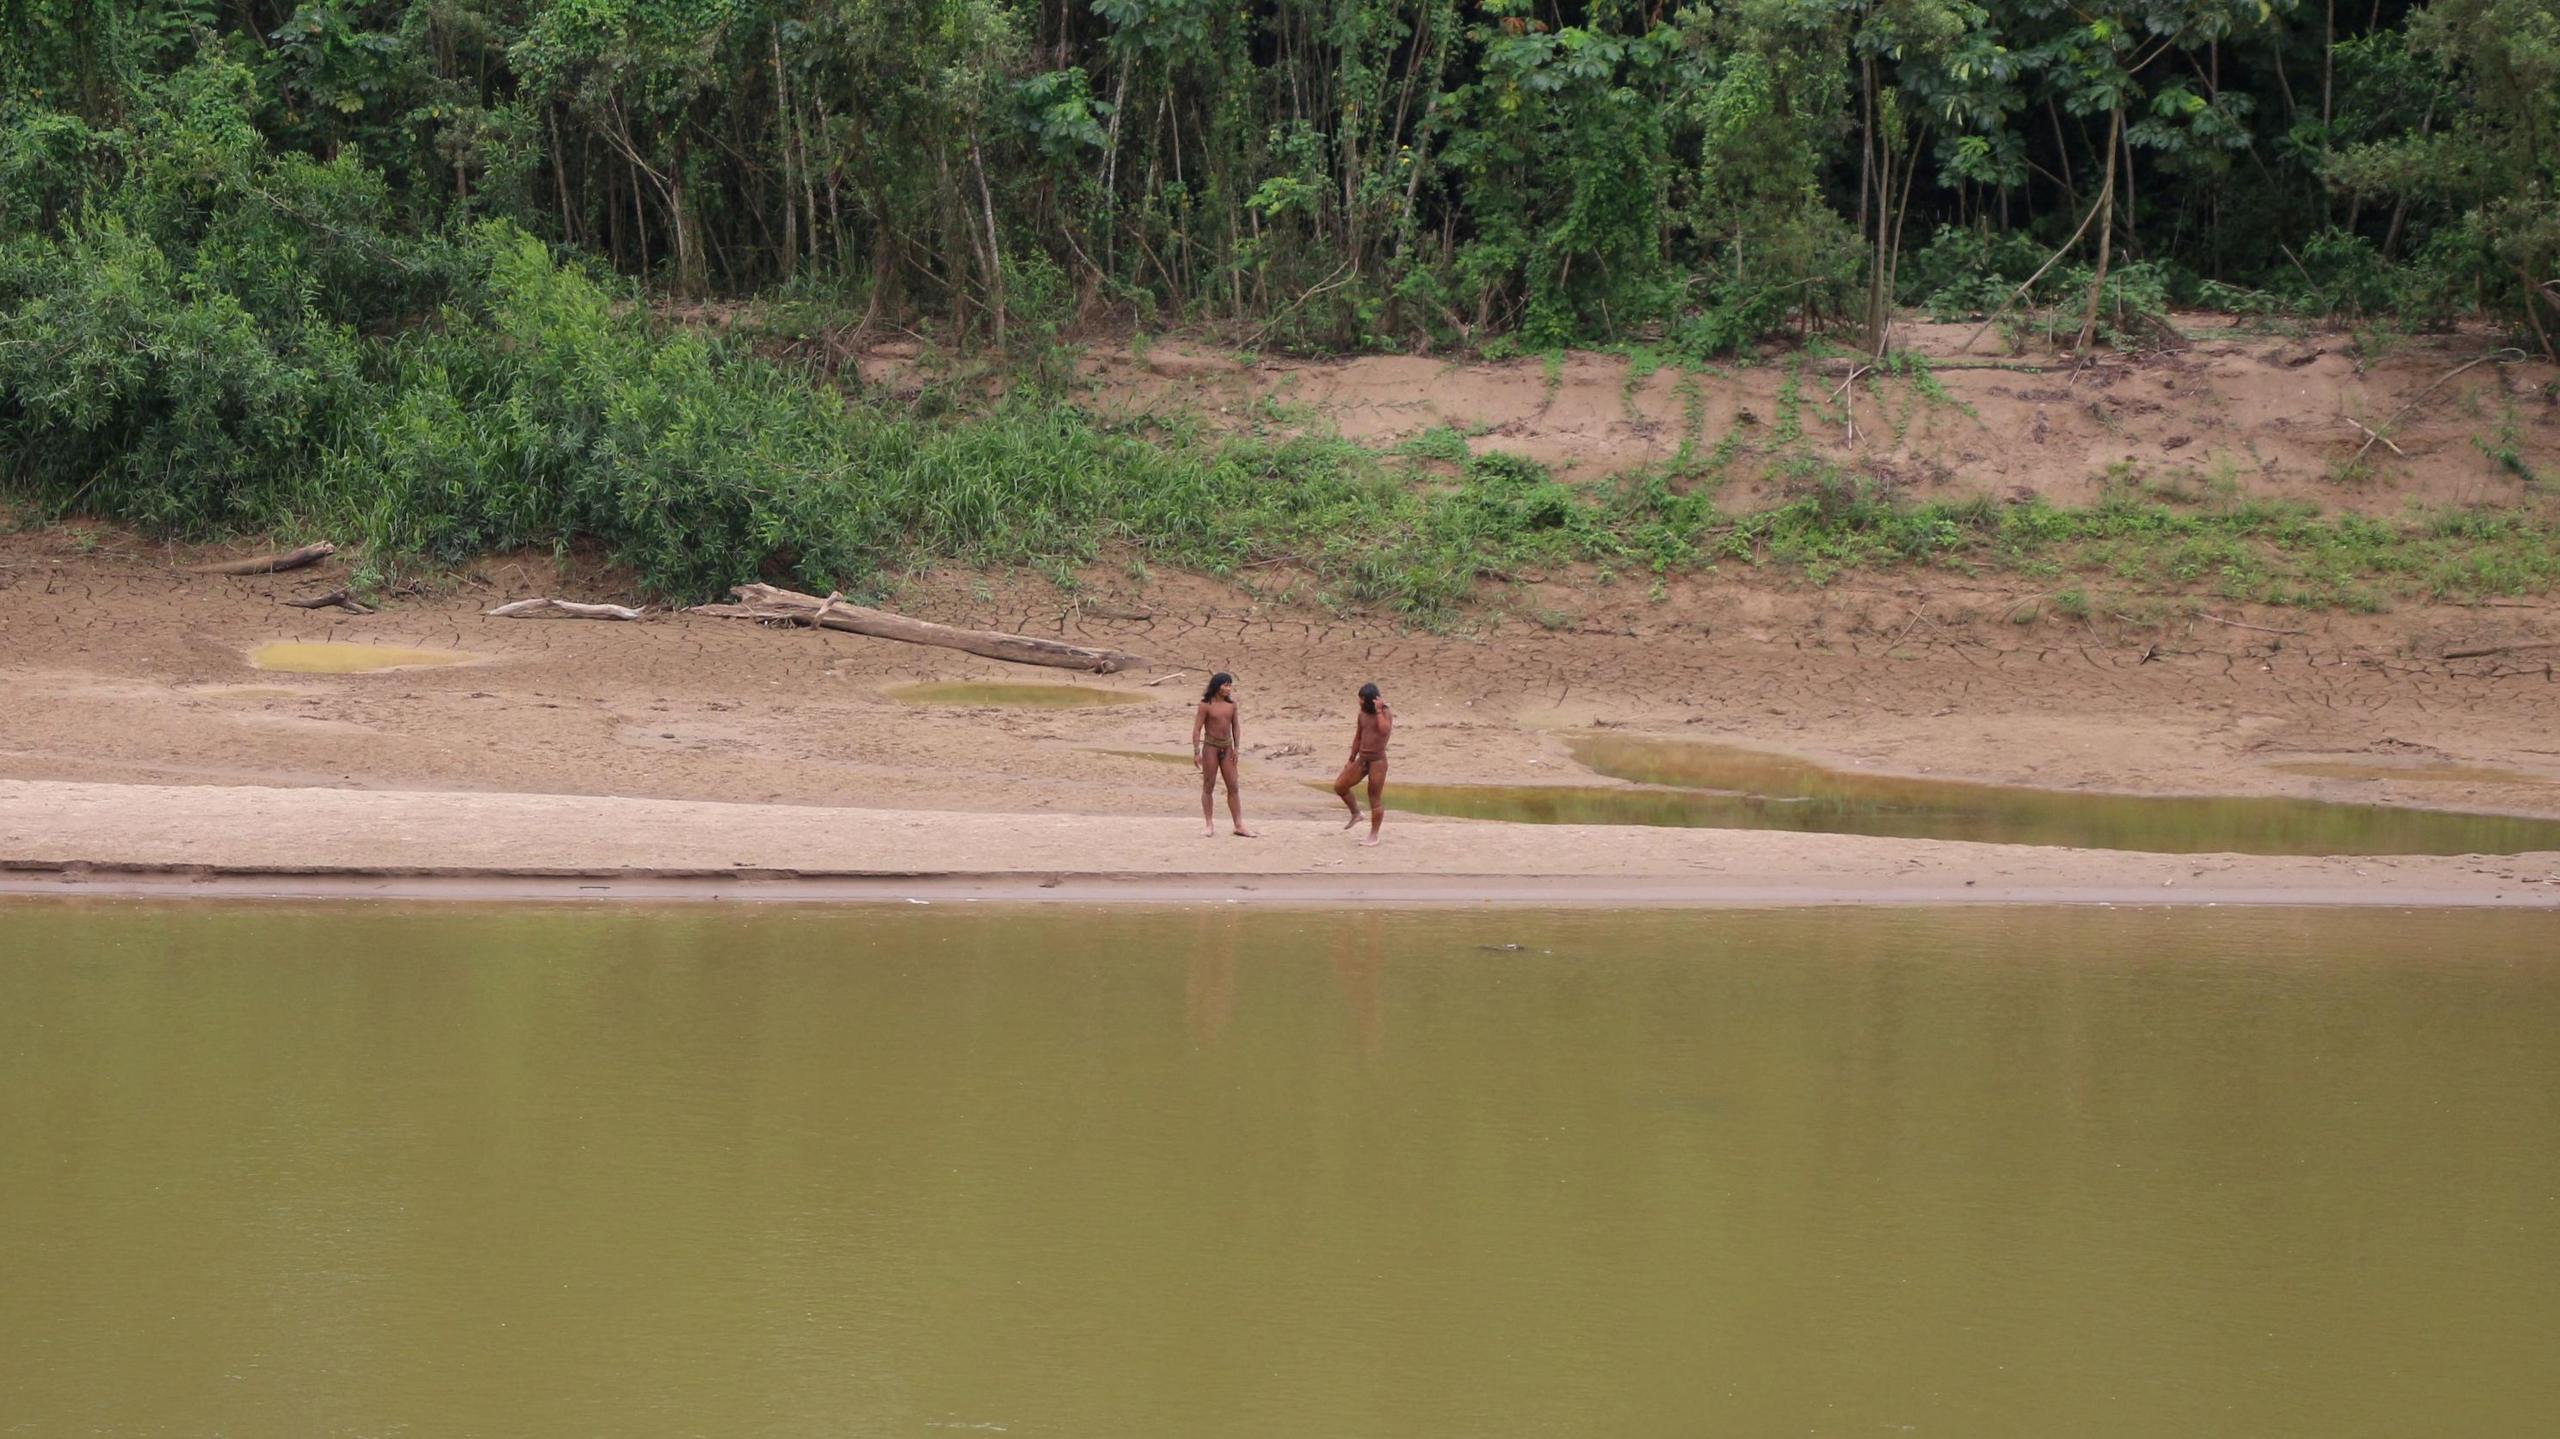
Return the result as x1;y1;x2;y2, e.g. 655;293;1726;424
2;2;2556;606
8;0;2556;350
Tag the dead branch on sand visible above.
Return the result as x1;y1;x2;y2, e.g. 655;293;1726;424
2442;640;2560;660
2340;415;2405;458
2351;349;2528;466
690;584;1142;673
195;542;336;576
281;586;375;614
486;597;649;621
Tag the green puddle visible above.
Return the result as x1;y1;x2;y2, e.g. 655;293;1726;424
1380;735;2560;857
887;681;1145;709
248;641;478;674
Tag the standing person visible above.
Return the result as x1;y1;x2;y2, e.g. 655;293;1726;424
1333;681;1393;847
1192;672;1254;838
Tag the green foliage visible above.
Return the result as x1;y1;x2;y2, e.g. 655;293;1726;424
2;0;2552;351
1395;425;1472;465
7;0;2560;618
1903;225;2055;319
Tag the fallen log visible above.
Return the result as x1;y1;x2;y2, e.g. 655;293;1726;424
692;583;1140;673
486;596;648;621
2442;640;2560;660
281;586;375;614
196;541;336;576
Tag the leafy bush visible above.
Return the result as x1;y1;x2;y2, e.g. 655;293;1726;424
1899;224;2054;318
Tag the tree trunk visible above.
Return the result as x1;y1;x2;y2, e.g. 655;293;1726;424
970;135;1007;350
549;108;574;243
2075;108;2124;353
1856;57;1875;252
1880;130;1924;356
1099;53;1134;277
772;30;797;282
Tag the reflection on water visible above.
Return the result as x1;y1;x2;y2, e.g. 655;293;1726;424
4;902;2557;1438
886;681;1145;708
1391;734;2560;855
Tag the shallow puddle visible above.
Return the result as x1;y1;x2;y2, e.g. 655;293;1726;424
887;681;1145;708
1375;735;2560;856
248;641;478;674
2272;759;2545;786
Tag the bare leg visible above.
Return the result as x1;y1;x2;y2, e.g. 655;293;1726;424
1199;754;1218;837
1360;759;1388;846
1332;759;1365;828
1223;750;1254;836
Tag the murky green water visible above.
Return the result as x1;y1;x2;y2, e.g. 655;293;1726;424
248;640;480;673
1385;735;2560;855
4;903;2555;1437
887;681;1145;708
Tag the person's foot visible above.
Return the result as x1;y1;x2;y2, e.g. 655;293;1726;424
1341;808;1363;830
1232;826;1257;838
1359;833;1382;847
1201;822;1217;837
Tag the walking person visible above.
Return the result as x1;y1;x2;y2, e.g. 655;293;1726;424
1333;681;1393;847
1192;672;1254;838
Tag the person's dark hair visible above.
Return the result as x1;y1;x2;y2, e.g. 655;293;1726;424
1359;681;1381;714
1203;672;1235;703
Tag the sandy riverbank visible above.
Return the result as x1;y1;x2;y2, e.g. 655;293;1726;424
5;779;2556;908
7;521;2560;905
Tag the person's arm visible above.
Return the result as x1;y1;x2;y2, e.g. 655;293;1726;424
1232;705;1242;752
1376;705;1393;746
1192;703;1206;765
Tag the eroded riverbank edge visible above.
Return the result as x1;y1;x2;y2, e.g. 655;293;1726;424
6;780;2556;908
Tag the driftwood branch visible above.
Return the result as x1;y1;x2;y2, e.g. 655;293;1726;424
486;596;649;621
281;586;375;614
196;542;336;576
2443;640;2560;660
691;584;1142;673
1957;187;2111;356
2340;415;2405;458
2353;349;2528;465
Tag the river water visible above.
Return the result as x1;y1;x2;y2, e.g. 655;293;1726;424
3;902;2554;1437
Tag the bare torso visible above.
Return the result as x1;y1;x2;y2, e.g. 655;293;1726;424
1353;704;1391;757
